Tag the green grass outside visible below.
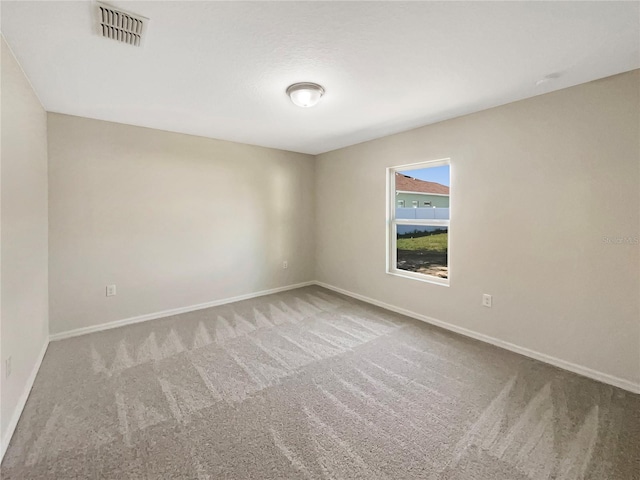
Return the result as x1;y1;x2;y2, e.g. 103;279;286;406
397;233;448;253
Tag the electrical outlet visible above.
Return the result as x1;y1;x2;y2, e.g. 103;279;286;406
5;356;12;378
482;294;492;308
282;261;288;270
106;284;117;297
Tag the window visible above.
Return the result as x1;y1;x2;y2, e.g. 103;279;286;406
387;159;450;285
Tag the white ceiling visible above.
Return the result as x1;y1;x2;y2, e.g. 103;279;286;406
2;1;639;155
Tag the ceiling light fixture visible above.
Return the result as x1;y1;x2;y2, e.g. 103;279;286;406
286;82;325;108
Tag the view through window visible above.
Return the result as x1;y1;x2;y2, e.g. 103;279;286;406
388;160;450;284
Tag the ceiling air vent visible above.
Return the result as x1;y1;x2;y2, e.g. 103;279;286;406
96;2;148;47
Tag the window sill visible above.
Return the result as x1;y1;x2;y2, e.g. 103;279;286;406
386;269;450;287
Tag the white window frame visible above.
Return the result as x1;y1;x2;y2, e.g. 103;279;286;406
386;158;451;286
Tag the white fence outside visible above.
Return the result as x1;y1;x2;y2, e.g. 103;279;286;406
396;207;449;220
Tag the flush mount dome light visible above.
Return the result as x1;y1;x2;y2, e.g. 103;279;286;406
286;82;325;108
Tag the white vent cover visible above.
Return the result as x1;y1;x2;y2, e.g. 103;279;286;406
96;2;148;47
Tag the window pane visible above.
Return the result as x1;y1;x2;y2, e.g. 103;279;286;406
395;166;450;220
396;225;448;278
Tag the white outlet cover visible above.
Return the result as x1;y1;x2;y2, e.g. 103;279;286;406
482;294;492;307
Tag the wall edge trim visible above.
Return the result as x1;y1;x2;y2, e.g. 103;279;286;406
314;281;640;395
49;281;316;341
1;339;50;462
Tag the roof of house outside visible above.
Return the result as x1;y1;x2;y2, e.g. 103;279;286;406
395;173;450;195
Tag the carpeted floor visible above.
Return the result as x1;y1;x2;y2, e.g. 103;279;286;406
2;286;639;479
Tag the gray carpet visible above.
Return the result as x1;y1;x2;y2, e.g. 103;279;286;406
2;286;638;479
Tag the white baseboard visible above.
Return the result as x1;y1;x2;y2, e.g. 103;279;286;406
314;281;640;395
7;279;634;466
1;339;50;462
49;281;316;342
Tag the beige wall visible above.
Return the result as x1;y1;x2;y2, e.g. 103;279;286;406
1;38;49;445
316;70;640;386
47;114;315;334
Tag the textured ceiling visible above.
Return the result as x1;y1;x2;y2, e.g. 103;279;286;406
2;1;639;154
